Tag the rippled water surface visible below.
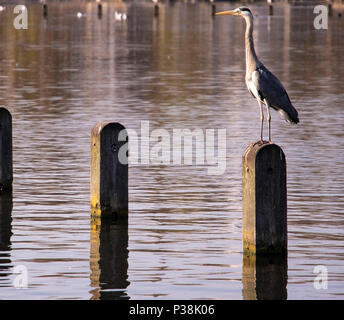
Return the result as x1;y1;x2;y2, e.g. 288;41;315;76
0;1;343;299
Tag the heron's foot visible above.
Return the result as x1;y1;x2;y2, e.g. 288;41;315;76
253;139;265;147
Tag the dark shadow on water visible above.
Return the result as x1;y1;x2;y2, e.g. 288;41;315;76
0;193;13;280
89;216;130;300
242;253;288;300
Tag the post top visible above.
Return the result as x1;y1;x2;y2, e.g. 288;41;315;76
91;122;126;138
243;141;284;165
0;107;12;118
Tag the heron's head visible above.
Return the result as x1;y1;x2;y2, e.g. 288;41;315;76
216;7;253;19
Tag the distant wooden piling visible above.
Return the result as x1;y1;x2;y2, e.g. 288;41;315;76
90;122;128;219
98;3;102;19
0;108;12;194
154;4;159;17
242;141;287;255
43;4;48;18
211;4;216;17
328;3;332;17
268;4;273;16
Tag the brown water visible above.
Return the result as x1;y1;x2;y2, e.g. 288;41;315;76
0;1;343;299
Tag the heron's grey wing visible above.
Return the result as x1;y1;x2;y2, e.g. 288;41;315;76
253;66;299;123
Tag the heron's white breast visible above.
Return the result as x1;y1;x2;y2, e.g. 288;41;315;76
246;69;260;100
246;79;259;100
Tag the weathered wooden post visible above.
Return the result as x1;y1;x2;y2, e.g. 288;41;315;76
90;122;128;219
154;4;159;17
0;108;12;194
212;4;216;17
267;0;273;16
98;3;102;19
242;141;287;255
43;4;48;18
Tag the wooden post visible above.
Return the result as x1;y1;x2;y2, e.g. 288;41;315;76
43;4;48;18
268;4;273;16
98;4;102;19
242;141;287;255
0;108;12;194
154;4;159;17
90;122;128;219
211;4;216;17
328;3;332;17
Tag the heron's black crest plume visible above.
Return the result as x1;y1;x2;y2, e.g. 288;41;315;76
239;7;252;14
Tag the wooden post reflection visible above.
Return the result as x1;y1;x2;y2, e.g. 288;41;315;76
0;193;13;278
0;108;13;193
90;216;129;300
242;253;288;300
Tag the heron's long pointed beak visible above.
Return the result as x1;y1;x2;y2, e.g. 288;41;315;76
215;10;236;16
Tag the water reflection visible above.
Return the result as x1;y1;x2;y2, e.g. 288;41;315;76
0;194;13;284
90;216;129;300
242;253;288;300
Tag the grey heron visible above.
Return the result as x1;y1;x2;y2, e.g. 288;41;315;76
216;7;299;142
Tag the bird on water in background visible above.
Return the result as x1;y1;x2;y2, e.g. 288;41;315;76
216;7;299;142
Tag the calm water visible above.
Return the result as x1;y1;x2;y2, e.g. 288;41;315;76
0;0;343;300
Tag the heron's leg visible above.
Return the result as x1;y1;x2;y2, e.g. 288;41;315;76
257;99;264;141
264;99;272;142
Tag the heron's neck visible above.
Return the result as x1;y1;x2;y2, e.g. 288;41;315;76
244;16;259;73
